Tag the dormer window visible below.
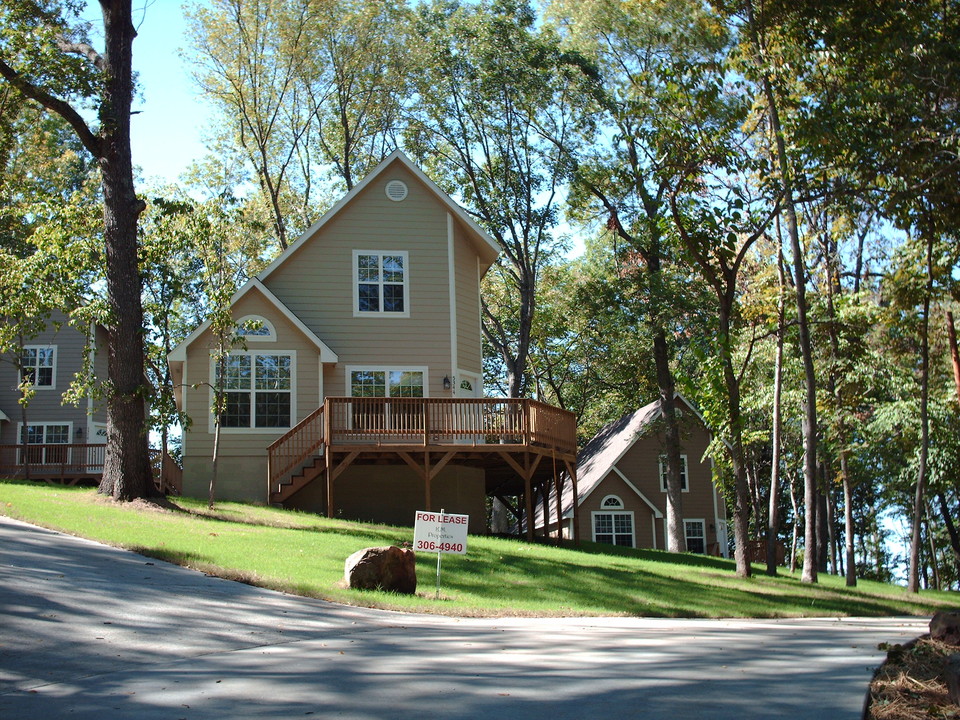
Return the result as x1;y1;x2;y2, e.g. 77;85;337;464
235;315;276;342
353;250;409;317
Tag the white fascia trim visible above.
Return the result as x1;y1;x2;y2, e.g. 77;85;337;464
0;408;10;422
611;465;663;518
169;279;338;364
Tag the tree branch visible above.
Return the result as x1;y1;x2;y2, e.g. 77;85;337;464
56;40;105;71
0;58;102;158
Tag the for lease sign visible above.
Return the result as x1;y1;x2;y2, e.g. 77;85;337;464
413;511;469;555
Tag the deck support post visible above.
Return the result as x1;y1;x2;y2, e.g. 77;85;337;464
524;459;534;541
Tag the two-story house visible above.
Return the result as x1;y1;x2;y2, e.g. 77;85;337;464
169;152;577;535
536;395;729;555
0;312;110;481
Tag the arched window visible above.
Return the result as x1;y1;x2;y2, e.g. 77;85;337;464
601;495;624;509
235;315;276;342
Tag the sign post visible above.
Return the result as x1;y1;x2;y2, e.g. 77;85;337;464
413;509;469;598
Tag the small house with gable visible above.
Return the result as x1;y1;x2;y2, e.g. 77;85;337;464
537;395;728;554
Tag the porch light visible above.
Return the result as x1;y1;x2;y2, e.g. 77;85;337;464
443;375;452;391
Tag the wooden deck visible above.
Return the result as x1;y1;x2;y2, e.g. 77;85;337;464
267;397;579;540
0;443;183;495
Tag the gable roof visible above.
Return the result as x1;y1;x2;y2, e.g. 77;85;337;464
257;150;501;282
534;394;708;528
168;278;338;363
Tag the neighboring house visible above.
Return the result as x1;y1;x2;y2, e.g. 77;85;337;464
536;395;729;556
0;311;110;481
168;152;577;534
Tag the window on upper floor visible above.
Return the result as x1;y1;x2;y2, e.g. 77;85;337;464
216;352;293;429
235;315;276;341
353;251;409;317
20;346;56;388
659;454;689;492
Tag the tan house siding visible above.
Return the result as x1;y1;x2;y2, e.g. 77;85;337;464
171;152;506;520
264;163;453;397
180;287;325;500
454;222;483;378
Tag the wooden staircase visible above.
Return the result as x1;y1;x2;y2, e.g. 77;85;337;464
267;406;326;505
270;448;326;504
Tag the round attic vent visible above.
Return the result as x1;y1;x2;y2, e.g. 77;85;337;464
385;180;408;202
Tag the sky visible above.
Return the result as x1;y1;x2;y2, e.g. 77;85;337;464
84;1;212;186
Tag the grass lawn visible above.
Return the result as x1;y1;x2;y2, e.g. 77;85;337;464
0;479;954;618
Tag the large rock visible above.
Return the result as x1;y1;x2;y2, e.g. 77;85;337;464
344;546;417;594
930;611;960;646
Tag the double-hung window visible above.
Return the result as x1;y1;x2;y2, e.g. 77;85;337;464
21;346;55;388
354;251;408;316
348;368;425;433
19;423;70;465
218;352;293;429
592;495;635;547
684;519;706;554
659;454;689;492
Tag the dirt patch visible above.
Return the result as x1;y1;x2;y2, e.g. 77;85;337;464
866;635;959;720
91;494;181;513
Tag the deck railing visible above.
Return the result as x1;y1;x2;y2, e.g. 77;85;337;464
267;397;577;491
266;405;326;488
0;443;107;478
0;444;183;494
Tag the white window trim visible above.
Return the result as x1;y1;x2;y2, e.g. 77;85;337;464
591;509;636;548
659;454;689;493
17;421;73;442
21;345;57;390
344;366;430;398
17;422;73;464
600;494;625;509
352;250;411;318
684;518;706;554
208;350;297;434
235;315;277;342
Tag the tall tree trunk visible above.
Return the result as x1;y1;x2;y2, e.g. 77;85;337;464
718;303;751;577
97;0;152;500
925;502;940;591
766;248;786;575
747;0;819;583
907;231;934;593
654;330;686;553
841;450;856;586
788;472;799;572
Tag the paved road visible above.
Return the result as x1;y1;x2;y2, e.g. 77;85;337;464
0;516;926;719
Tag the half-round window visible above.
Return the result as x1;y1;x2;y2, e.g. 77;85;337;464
601;495;624;509
236;315;276;342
